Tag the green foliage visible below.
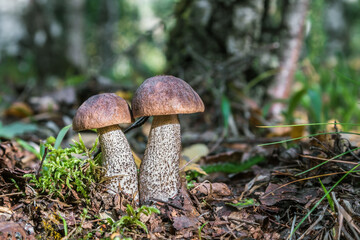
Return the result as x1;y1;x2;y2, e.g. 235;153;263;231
221;95;231;136
318;178;335;212
0;121;38;139
24;134;101;201
226;198;259;209
202;156;265;174
54;124;72;149
198;221;208;240
58;214;68;236
288;163;360;240
108;204;160;235
286;0;360;131
185;170;204;189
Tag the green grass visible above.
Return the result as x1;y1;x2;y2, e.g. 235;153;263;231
108;204;160;235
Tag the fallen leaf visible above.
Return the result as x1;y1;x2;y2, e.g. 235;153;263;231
0;122;38;139
227;199;259;209
180;157;207;175
191;183;232;197
202;151;243;164
260;183;318;206
182;143;209;163
5;102;33;118
172;216;198;230
0;222;33;239
132;150;141;169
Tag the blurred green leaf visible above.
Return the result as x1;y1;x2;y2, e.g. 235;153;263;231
221;95;231;134
16;138;41;159
307;89;322;131
286;88;307;123
54;124;72;149
0;122;38;139
227;198;259;209
202;156;265;174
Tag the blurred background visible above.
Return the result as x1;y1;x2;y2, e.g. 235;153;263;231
0;0;360;146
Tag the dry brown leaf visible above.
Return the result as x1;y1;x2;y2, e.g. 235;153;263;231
5;102;34;118
191;182;232;197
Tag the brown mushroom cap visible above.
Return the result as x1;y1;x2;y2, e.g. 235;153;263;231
73;93;133;131
132;75;204;118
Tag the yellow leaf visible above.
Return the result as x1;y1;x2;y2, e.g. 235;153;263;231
180;157;207;175
181;143;209;163
326;119;342;132
132;150;142;169
115;90;132;101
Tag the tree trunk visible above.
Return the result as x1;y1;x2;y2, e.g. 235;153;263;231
166;0;292;134
66;0;86;71
267;0;309;120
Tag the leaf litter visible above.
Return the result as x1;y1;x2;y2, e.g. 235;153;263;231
1;126;360;239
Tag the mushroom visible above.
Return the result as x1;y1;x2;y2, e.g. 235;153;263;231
72;93;138;199
132;75;204;204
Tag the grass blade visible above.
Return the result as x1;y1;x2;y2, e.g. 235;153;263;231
296;146;360;176
258;131;360;147
54;124;72;149
257;122;360;128
287;163;360;239
318;178;334;212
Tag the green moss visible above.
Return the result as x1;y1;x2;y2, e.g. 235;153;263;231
24;134;102;203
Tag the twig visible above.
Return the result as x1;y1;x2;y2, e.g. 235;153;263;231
289;214;297;240
300;154;358;165
332;192;360;239
297;205;327;240
0;192;23;198
36;147;48;179
149;197;185;211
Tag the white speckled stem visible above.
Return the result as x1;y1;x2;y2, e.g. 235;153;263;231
98;125;138;200
139;115;181;204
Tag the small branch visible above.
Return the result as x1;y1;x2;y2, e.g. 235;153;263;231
149;197;185;211
36;147;48;179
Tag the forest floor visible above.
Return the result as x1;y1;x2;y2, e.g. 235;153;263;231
1;85;360;239
1;126;360;239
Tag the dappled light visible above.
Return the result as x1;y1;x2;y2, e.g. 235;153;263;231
1;0;360;239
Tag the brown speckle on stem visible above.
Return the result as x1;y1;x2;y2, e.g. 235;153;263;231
139;115;181;204
98;125;138;200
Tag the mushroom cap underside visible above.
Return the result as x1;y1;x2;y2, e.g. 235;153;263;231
73;93;133;131
131;75;204;118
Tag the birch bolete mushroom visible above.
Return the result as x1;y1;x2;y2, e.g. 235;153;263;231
132;75;204;204
72;93;138;199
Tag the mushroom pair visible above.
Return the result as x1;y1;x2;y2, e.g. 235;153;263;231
72;76;204;205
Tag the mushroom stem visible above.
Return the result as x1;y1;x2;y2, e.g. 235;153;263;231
98;125;138;200
139;115;181;204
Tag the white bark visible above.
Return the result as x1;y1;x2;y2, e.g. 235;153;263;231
267;0;309;120
66;0;86;71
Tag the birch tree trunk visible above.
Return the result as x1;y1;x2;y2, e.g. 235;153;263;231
66;0;86;71
267;0;309;120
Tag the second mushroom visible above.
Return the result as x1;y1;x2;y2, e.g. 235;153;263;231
132;75;204;204
72;93;138;200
